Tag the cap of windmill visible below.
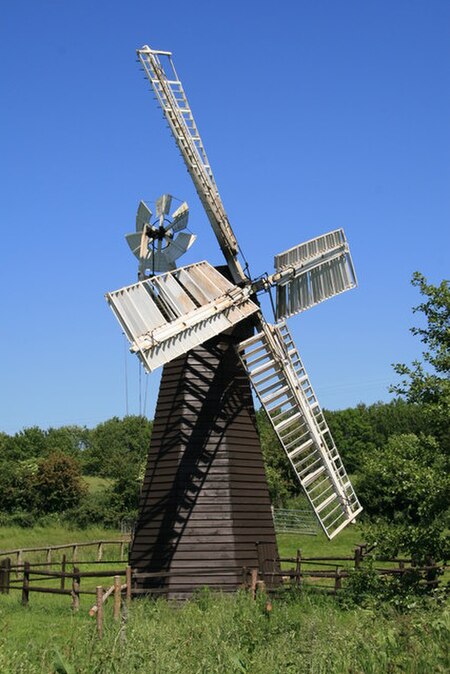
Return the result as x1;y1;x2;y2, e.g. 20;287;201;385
125;196;196;275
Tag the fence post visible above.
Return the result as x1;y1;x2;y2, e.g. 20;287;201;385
22;561;30;605
120;541;125;562
295;549;302;587
250;569;258;600
354;546;362;570
334;567;342;595
60;554;66;591
96;586;103;640
113;575;121;621
46;548;52;565
71;567;80;611
126;566;132;606
5;558;11;594
399;560;405;579
72;545;78;563
0;559;5;594
16;550;22;579
97;542;103;562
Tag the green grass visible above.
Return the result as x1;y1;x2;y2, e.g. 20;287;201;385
0;587;448;673
277;524;362;560
0;526;118;553
0;525;448;673
83;476;112;494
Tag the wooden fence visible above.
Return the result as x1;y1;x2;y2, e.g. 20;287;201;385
253;543;445;594
0;540;446;638
0;537;131;569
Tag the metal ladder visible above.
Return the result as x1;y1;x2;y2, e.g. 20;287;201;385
238;320;362;539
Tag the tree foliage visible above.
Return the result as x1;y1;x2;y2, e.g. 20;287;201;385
357;433;449;561
391;272;450;453
84;415;152;478
361;273;450;562
32;452;87;514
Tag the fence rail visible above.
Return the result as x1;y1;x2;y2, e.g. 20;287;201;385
0;537;131;567
0;540;446;622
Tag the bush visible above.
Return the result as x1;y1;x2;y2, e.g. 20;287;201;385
32;452;87;515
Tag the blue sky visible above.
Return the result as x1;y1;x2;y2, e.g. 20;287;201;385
1;1;449;434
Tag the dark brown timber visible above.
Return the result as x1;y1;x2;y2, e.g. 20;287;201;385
129;305;279;598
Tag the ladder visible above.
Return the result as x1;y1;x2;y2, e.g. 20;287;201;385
238;320;362;539
137;47;245;284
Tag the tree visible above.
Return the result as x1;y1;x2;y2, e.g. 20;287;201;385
32;452;87;514
84;415;152;478
360;273;450;562
357;433;449;561
3;426;47;461
325;400;429;473
391;272;450;453
45;425;90;460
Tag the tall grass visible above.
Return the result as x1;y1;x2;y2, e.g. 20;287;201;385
0;590;448;673
0;526;448;673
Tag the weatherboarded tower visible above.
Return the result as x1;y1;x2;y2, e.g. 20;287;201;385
129;320;279;597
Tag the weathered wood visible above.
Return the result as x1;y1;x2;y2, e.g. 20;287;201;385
295;549;302;587
113;576;121;621
22;561;30;605
0;558;11;594
126;566;132;606
26;568;127;579
97;543;103;562
16;551;22;579
5;557;10;595
0;559;5;594
130;315;279;598
71;567;80;611
250;568;258;599
60;554;66;591
0;540;129;558
89;584;115;616
96;586;103;640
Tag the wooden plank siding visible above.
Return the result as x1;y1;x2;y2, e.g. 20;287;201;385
129;314;280;598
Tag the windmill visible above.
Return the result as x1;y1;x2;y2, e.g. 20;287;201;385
106;45;362;597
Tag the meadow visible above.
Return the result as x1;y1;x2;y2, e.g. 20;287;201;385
0;526;448;673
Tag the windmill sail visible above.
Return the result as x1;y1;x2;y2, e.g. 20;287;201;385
238;320;362;539
106;261;258;372
137;46;246;285
273;229;357;320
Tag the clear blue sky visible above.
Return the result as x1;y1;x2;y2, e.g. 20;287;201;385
1;1;449;434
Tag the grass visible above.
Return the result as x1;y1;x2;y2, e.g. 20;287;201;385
0;524;363;565
0;586;448;673
0;526;448;673
83;476;112;494
0;526;116;553
277;524;362;560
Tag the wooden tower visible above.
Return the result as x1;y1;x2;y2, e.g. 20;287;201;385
130;317;279;597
